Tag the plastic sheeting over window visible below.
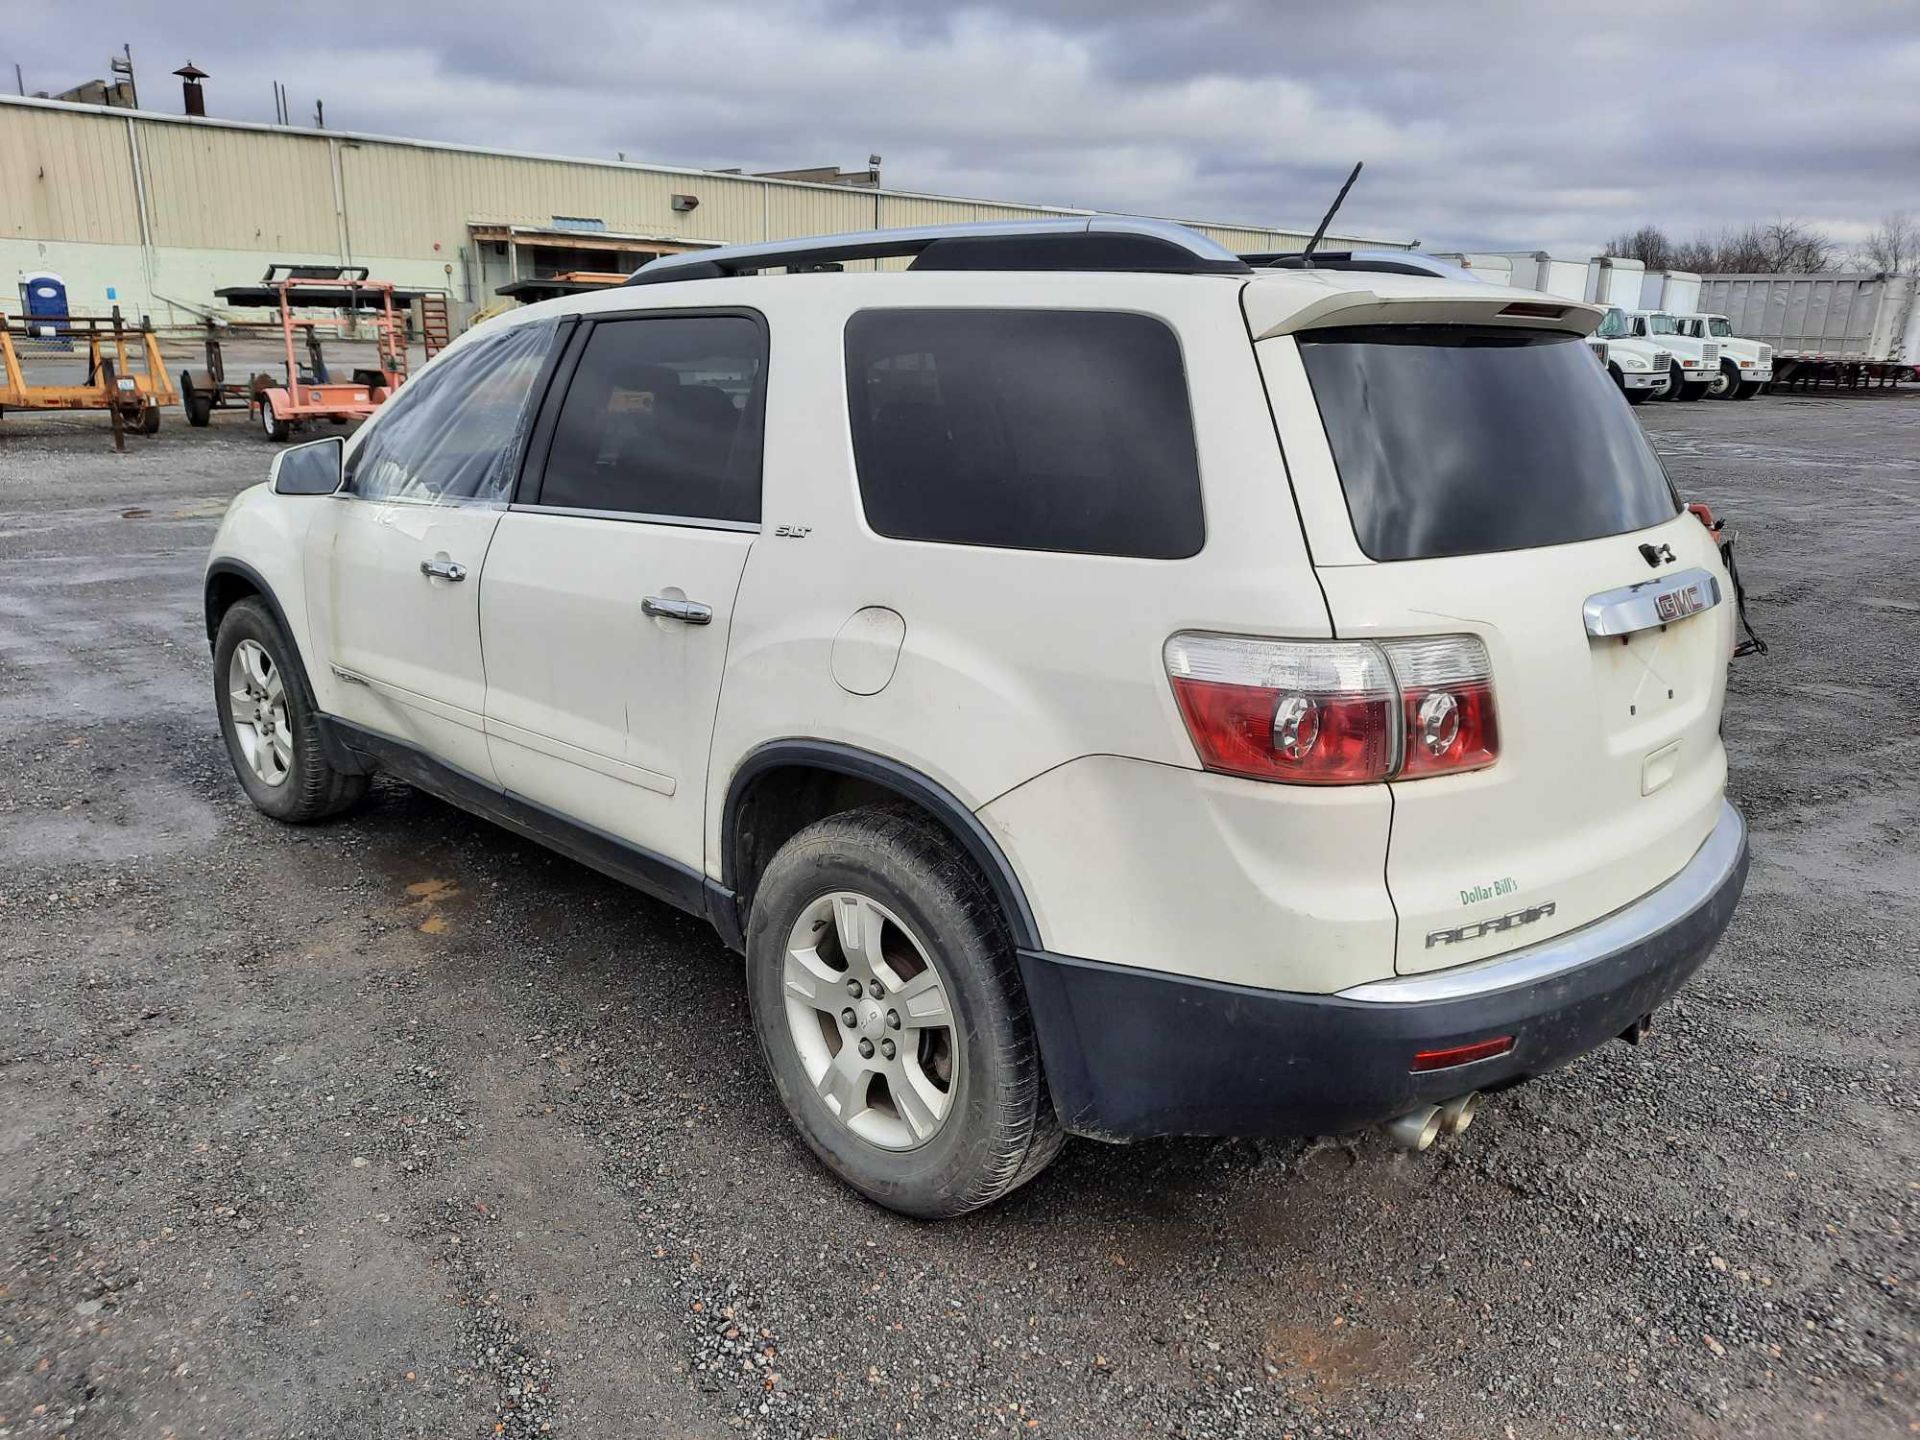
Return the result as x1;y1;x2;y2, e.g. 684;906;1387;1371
347;319;557;505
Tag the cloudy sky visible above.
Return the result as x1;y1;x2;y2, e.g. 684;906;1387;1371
10;1;1918;251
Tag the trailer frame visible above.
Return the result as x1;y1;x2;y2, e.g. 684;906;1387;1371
188;266;420;440
0;307;176;447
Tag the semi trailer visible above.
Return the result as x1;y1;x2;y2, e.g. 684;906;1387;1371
1696;272;1918;388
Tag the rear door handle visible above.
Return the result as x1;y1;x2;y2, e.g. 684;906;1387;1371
642;595;713;625
420;558;467;582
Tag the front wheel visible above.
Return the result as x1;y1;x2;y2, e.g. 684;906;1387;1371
1735;380;1764;399
746;807;1061;1218
1708;362;1741;399
259;394;291;442
213;598;367;822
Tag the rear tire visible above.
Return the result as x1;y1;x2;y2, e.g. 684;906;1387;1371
260;395;291;442
140;401;161;434
746;806;1061;1218
213;598;367;823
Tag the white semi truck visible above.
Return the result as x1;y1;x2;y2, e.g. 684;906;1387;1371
1669;314;1774;398
1622;310;1722;401
1589;306;1674;403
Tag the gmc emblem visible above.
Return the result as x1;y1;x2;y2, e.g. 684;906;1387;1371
1655;584;1705;622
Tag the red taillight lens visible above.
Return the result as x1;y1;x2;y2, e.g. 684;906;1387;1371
1164;636;1397;784
1164;633;1498;786
1383;637;1500;780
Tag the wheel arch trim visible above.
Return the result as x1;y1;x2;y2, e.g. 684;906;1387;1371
204;556;295;653
721;740;1042;952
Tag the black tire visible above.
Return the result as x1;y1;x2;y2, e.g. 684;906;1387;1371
260;395;291;442
213;598;368;823
141;401;161;435
1709;361;1741;400
746;805;1061;1218
1673;366;1707;401
1626;385;1651;405
181;372;213;427
1735;380;1763;400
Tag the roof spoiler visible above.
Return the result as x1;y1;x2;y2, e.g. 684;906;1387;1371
1247;288;1606;341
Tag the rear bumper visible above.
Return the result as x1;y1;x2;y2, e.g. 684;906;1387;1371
1019;802;1749;1140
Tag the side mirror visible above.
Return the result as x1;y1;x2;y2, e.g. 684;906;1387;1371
270;436;345;496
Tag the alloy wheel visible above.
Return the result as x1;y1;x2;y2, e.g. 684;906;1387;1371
227;638;292;786
781;891;959;1150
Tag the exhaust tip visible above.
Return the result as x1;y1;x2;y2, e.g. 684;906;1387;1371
1385;1105;1442;1152
1436;1092;1480;1136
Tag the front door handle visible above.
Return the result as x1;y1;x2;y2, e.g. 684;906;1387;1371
420;558;467;582
642;595;713;625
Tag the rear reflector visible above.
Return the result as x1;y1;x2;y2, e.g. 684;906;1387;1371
1164;632;1498;786
1410;1035;1514;1072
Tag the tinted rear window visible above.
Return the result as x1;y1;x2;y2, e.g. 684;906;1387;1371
845;309;1203;559
1298;327;1677;561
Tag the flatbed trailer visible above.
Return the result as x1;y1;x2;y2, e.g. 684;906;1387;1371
0;308;176;443
186;266;424;439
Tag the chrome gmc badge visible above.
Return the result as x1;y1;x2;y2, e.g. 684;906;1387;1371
1655;583;1706;622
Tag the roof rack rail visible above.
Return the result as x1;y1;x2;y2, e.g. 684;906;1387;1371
1241;249;1471;281
624;217;1252;286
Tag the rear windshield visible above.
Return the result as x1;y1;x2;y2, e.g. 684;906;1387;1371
1298;327;1678;561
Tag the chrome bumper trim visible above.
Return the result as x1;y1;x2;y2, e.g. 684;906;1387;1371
1339;802;1747;1005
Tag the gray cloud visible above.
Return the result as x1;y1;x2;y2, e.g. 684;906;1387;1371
11;0;1918;252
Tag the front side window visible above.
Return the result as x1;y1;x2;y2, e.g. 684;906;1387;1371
1299;326;1679;562
1708;317;1733;338
347;320;556;504
844;308;1203;559
535;314;766;524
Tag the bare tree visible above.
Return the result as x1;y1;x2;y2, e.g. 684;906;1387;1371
1605;224;1673;269
1854;211;1919;275
1605;218;1837;274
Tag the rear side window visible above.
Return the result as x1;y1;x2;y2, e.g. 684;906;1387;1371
844;309;1203;559
348;320;555;504
537;314;766;524
1298;327;1678;561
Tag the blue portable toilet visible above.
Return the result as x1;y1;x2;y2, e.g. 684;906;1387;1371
20;272;72;351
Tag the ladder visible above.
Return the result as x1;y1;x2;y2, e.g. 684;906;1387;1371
420;294;451;361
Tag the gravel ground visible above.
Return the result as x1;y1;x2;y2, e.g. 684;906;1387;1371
0;394;1914;1439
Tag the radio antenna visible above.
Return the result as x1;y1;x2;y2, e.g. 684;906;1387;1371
1301;161;1364;265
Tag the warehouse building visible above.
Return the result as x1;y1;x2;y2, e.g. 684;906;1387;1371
0;93;1410;330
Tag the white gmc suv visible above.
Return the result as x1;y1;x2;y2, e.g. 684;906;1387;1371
204;218;1750;1218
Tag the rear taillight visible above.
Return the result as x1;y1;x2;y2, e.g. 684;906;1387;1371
1384;636;1499;780
1164;632;1498;786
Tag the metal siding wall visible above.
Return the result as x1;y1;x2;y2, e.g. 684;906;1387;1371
764;185;872;240
0;106;141;244
0;101;1412;296
1190;224;1310;252
137;120;338;252
340;142;773;256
